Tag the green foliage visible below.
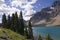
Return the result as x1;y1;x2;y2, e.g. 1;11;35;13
46;34;53;40
7;15;11;28
38;35;42;40
0;28;25;40
2;13;7;28
28;20;32;27
14;12;19;32
18;11;25;35
27;20;34;39
24;27;28;38
2;11;25;36
11;13;16;31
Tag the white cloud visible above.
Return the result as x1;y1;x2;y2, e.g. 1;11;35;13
23;16;32;21
11;0;37;7
0;0;5;3
0;0;5;7
0;0;20;16
25;9;36;16
21;3;33;10
0;0;37;23
11;0;28;7
28;0;37;4
10;0;37;20
0;1;20;19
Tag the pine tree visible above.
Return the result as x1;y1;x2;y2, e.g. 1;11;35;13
38;35;42;40
2;13;7;28
14;12;19;32
27;20;34;40
19;11;25;35
46;34;53;40
11;13;15;31
7;15;11;28
24;26;28;38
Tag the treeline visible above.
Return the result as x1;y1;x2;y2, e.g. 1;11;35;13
38;34;53;40
2;11;34;40
2;11;24;35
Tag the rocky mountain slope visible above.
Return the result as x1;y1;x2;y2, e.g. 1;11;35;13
31;1;60;26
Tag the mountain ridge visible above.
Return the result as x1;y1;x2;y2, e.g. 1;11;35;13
31;1;60;26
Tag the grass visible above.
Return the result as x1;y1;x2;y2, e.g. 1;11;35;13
0;28;26;40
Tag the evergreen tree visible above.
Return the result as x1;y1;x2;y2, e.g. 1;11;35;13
38;35;42;40
46;34;53;40
24;26;28;38
14;12;19;32
27;20;34;40
2;13;7;28
19;11;25;35
11;13;15;31
7;15;11;28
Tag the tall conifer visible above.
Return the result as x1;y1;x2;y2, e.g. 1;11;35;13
11;13;15;31
19;11;25;35
27;20;34;40
2;13;7;28
14;12;19;32
7;15;11;28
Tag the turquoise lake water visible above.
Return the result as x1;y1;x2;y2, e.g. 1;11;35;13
32;27;60;40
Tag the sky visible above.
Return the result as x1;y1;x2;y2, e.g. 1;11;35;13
0;0;56;23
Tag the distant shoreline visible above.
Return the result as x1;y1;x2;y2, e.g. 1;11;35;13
32;25;60;27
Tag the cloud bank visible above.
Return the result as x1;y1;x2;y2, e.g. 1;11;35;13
0;0;37;23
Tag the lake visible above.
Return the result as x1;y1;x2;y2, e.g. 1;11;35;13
32;27;60;40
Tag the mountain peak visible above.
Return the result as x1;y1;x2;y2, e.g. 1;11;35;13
52;1;60;7
31;1;60;26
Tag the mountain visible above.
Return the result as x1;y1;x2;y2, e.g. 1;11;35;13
31;1;60;26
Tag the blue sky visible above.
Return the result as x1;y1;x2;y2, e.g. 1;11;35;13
0;0;56;23
33;0;56;11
